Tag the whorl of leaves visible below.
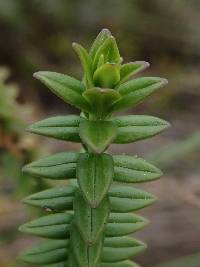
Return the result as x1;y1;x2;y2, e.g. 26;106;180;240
19;29;169;267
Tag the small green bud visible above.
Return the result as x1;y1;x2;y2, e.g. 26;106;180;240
93;63;120;88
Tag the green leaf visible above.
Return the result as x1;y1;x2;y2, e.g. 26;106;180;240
74;190;109;245
19;212;73;239
93;63;120;88
92;37;115;72
79;120;117;153
83;88;121;120
102;237;146;262
106;36;121;64
73;42;94;88
27;115;82;141
71;222;103;267
113;154;162;183
89;29;111;59
23;186;76;211
112;77;168;112
34;71;90;111
113;115;170;143
119;61;150;85
97;54;105;68
109;185;156;212
22;152;78;179
19;240;69;264
106;213;148;237
101;260;140;267
77;153;113;207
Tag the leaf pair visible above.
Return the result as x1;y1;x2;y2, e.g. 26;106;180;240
34;71;167;115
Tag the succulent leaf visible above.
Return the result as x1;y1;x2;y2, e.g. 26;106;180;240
119;61;150;85
77;153;113;207
79;120;117;153
112;77;168;112
89;29;111;58
27;115;82;141
93;63;120;88
34;71;90;111
113;115;170;143
22;152;78;179
83;88;121;120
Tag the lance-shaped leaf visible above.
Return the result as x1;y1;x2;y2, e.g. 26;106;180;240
109;185;156;212
101;260;140;267
71;222;103;267
113;154;162;183
89;29;111;58
77;153;113;207
79;120;117;153
19;240;69;265
34;71;90;111
93;63;120;88
23;186;76;211
111;77;168;112
102;237;146;262
74;190;109;245
92;36;118;71
107;36;121;64
19;212;73;239
106;213;149;237
83;88;121;120
22;152;78;179
73;43;94;88
113;115;170;143
119;61;150;85
27;115;82;142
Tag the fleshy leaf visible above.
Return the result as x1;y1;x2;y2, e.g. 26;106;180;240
22;152;78;179
79;120;117;153
109;185;156;212
93;63;120;88
73;42;94;88
23;186;76;211
19;240;69;264
70;222;103;267
92;37;115;72
102;237;146;262
74;190;109;244
106;213;149;237
19;212;73;239
90;29;111;58
113;115;170;143
119;61;150;85
106;36;121;64
83;88;121;120
113;154;162;183
77;153;113;207
34;71;90;111
112;77;168;112
27;115;82;142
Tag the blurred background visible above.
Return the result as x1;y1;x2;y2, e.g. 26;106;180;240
0;0;199;266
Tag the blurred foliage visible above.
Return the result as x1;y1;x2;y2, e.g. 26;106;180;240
148;131;200;172
153;252;200;267
0;67;47;197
